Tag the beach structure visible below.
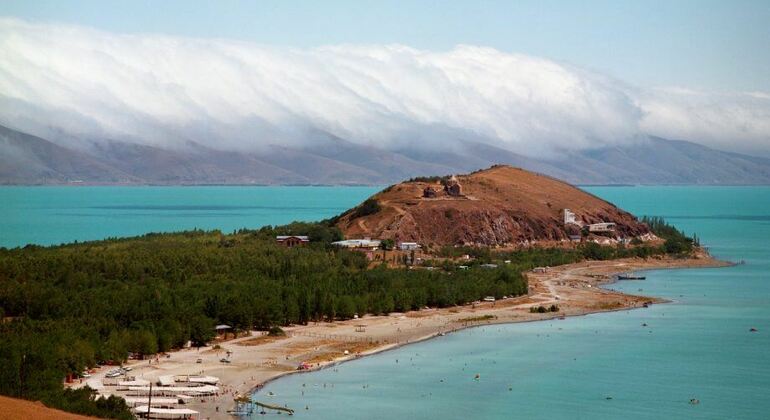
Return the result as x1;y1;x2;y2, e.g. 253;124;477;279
157;376;175;387
116;379;151;390
398;242;421;251
123;396;183;408
132;405;199;419
126;385;219;397
214;324;232;339
182;375;220;385
275;235;309;247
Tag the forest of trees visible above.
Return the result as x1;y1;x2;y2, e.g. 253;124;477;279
0;216;695;418
0;223;525;418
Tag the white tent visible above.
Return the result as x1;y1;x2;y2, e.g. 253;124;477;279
132;406;199;419
122;396;181;407
187;375;219;385
118;379;150;387
127;384;219;396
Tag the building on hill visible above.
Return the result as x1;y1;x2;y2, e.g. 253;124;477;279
444;175;462;196
398;241;421;251
331;238;381;261
588;222;616;233
276;235;310;247
331;239;381;249
563;208;581;226
423;186;437;198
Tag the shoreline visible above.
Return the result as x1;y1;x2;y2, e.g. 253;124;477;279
76;252;732;419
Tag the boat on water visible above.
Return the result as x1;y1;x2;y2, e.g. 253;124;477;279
617;273;646;280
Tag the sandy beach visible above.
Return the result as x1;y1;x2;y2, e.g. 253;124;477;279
73;251;730;419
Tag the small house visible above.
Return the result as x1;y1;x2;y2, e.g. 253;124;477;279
276;235;310;247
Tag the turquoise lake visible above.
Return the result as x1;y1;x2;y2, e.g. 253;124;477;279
2;186;769;419
0;186;380;248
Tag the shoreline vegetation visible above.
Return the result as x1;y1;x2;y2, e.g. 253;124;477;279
0;215;725;419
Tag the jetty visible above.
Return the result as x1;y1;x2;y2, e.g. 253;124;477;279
230;395;295;416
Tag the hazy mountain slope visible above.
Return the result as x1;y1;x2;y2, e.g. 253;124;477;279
258;145;388;185
1;124;769;185
0;125;135;184
91;141;306;184
302;134;457;181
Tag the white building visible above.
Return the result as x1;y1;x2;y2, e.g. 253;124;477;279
398;242;421;251
588;222;616;232
331;239;381;249
563;208;581;226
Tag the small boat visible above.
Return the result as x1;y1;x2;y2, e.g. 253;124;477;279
617;273;646;280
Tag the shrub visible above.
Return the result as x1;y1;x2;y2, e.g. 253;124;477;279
350;198;381;219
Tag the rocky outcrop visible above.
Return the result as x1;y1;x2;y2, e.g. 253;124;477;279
335;165;651;246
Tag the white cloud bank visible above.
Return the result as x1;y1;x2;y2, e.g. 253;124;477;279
0;18;768;157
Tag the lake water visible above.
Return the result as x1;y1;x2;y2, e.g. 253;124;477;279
0;186;380;248
2;186;769;419
253;186;770;420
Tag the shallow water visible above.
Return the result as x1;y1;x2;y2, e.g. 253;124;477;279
252;186;770;419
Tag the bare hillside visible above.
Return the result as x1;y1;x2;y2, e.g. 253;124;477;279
335;165;651;246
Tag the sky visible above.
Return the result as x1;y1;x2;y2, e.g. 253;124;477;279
0;1;769;157
4;0;769;92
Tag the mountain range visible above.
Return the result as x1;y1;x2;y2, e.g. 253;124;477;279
2;124;769;185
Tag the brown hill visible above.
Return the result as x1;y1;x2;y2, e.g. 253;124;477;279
335;165;651;246
0;395;99;420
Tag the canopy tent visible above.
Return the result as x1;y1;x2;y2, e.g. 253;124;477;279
132;406;199;419
118;379;151;387
127;385;219;396
186;375;219;385
122;396;181;407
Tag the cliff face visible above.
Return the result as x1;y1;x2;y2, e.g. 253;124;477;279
335;165;651;246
